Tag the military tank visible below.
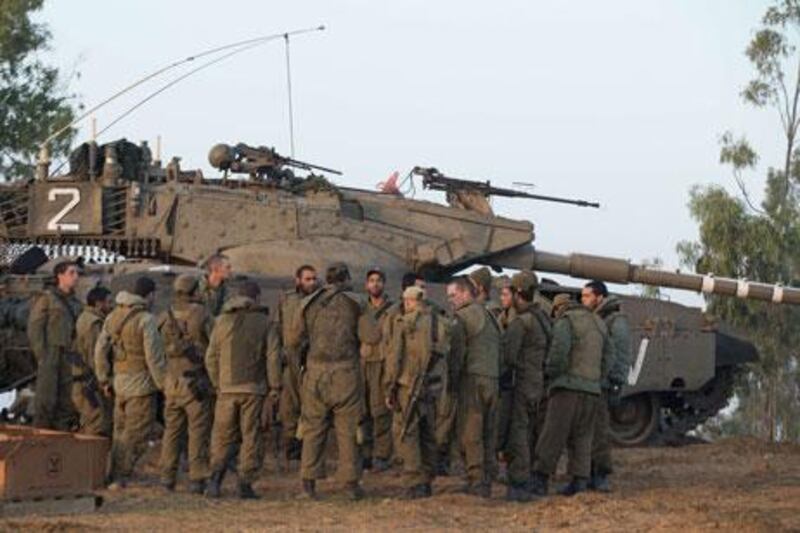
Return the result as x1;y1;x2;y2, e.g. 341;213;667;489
0;138;786;444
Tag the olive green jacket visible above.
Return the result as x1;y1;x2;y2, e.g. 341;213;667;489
595;295;632;388
75;307;106;377
504;300;552;402
451;301;502;379
27;287;81;362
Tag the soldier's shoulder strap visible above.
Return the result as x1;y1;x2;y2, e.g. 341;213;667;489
49;288;79;323
109;306;145;344
300;287;326;313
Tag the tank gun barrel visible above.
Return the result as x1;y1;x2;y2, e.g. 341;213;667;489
530;250;800;304
413;167;600;208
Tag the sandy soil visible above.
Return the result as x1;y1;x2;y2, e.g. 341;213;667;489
1;437;799;532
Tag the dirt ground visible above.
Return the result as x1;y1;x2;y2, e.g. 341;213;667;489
1;437;799;532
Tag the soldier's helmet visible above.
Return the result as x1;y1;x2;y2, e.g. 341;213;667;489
174;274;199;295
325;262;351;284
511;271;539;292
552;293;572;315
468;266;493;295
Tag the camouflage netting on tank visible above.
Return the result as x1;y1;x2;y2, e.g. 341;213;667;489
69;138;144;181
289;174;340;195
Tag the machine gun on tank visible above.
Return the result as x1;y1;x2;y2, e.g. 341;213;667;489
412;166;600;212
208;142;341;183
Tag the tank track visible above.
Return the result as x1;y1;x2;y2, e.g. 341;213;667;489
655;366;739;444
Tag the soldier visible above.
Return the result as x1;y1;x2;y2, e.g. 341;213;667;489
289;262;365;500
503;272;552;502
495;277;516;475
276;264;318;460
158;274;214;494
468;267;501;317
530;293;613;497
71;286;113;436
95;276;167;489
581;280;631;493
358;267;394;472
205;281;280;499
28;260;82;430
447;275;501;498
199;254;232;317
385;286;451;498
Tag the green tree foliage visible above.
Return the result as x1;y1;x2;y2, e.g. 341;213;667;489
0;0;76;181
678;0;800;442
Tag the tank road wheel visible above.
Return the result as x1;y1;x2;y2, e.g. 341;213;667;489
609;393;660;447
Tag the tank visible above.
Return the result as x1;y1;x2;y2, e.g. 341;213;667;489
0;139;783;442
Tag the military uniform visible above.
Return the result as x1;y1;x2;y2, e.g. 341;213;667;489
276;289;304;449
28;287;82;430
158;280;214;490
532;299;613;495
72;306;112;436
358;295;394;467
451;301;501;496
592;295;632;484
495;305;517;461
503;295;551;497
205;296;280;493
289;282;364;490
385;305;450;495
199;275;227;318
95;291;167;483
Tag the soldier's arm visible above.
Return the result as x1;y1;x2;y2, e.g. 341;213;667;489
284;302;307;350
609;316;632;385
449;316;467;387
86;320;103;372
26;294;48;362
601;330;615;385
94;326;113;384
383;316;404;390
205;325;221;389
544;318;572;381
141;315;167;390
504;318;525;372
266;321;282;391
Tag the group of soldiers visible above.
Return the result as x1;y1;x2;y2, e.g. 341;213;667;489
24;254;631;502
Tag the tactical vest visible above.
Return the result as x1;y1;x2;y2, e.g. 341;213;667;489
159;305;203;379
218;307;269;387
459;303;501;378
304;287;361;365
563;308;606;382
107;306;146;375
399;310;450;391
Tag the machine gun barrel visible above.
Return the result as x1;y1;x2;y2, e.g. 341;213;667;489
283;157;342;175
413;167;599;208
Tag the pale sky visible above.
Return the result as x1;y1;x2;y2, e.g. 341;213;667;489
40;0;777;306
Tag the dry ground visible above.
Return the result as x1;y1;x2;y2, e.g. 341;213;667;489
1;437;799;532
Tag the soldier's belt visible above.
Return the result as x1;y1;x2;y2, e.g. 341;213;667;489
305;360;359;371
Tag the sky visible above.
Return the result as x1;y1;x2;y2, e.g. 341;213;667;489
38;0;778;307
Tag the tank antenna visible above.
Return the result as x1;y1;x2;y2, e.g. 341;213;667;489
285;33;295;157
40;25;326;149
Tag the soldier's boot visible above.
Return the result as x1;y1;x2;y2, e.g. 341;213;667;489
107;478;128;491
298;479;319;500
188;479;206;495
589;473;611;493
371;457;391;473
161;479;176;492
284;437;302;461
559;476;588;497
345;481;365;501
505;483;533;502
527;472;549;497
205;470;225;499
238;482;259;499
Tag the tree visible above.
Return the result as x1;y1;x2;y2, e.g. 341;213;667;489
0;0;77;181
678;0;800;442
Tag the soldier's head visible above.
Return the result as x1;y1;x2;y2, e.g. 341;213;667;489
295;265;318;295
205;254;232;287
403;286;425;313
87;286;112;313
401;272;425;292
174;274;199;298
552;293;572;318
581;280;608;311
446;276;476;310
468;267;493;303
238;281;262;303
511;271;538;308
53;260;80;293
325;262;350;285
365;267;386;299
133;276;157;307
500;285;513;310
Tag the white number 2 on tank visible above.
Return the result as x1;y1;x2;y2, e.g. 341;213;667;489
46;187;81;232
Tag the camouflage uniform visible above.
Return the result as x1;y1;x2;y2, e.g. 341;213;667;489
72;306;112;436
27;287;82;430
289;282;364;487
158;281;215;488
592;295;632;480
495;305;517;460
205;296;280;486
276;289;304;445
385;306;450;493
358;296;394;466
503;297;551;493
533;301;612;489
95;291;167;482
452;301;501;495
